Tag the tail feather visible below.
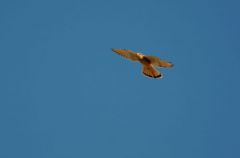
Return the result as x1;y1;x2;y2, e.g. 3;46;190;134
142;65;162;78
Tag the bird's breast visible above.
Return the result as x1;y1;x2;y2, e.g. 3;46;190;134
139;56;151;65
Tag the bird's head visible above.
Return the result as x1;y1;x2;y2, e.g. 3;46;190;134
136;53;144;59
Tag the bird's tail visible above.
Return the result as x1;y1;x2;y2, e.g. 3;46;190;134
142;65;162;78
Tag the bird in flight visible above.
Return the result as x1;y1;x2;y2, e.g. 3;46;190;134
112;48;173;78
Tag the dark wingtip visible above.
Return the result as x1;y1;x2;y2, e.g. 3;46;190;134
143;72;152;78
111;48;117;53
143;72;162;79
154;74;162;78
153;73;162;78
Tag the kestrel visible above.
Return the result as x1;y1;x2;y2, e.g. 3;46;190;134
112;48;173;78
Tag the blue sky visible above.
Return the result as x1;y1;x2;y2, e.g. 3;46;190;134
1;0;240;158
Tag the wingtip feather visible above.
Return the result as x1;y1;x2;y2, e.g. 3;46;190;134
143;72;162;79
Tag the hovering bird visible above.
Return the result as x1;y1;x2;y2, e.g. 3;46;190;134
112;48;173;78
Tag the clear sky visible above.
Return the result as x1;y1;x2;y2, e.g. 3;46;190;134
1;0;240;158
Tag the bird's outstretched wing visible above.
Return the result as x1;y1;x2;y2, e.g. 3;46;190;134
112;48;139;61
142;65;162;78
146;56;173;68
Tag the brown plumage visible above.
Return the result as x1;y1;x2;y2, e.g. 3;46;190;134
112;48;173;78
